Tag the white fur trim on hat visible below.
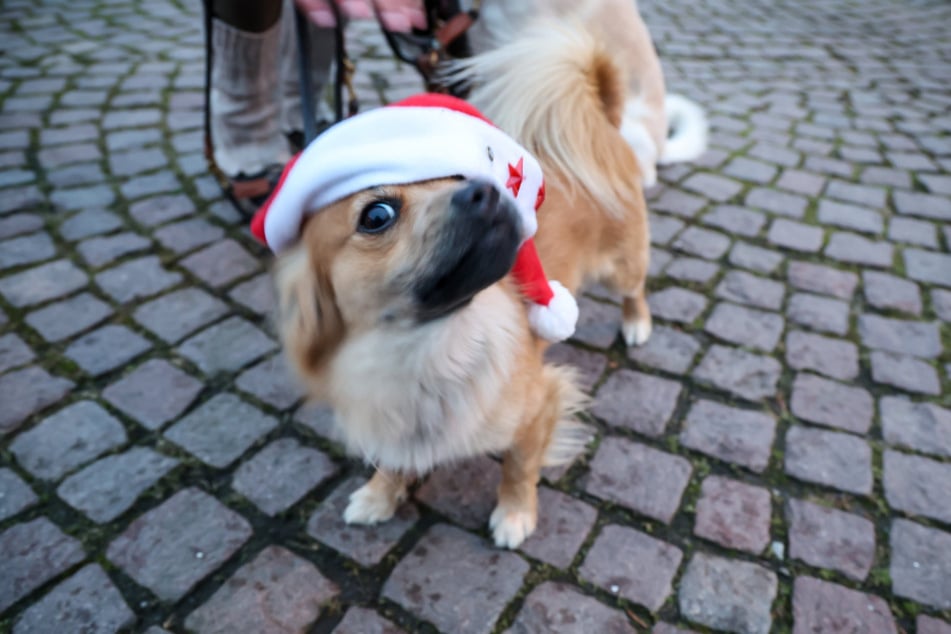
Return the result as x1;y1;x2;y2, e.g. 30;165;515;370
255;103;543;254
527;280;578;342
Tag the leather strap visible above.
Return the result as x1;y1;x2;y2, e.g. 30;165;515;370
230;177;273;199
434;11;474;49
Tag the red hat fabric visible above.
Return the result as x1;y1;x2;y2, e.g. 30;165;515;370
250;93;577;342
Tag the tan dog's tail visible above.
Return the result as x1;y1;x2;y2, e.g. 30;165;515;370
540;364;592;467
446;21;641;219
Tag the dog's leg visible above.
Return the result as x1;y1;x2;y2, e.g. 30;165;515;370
343;468;411;525
622;282;652;346
491;383;558;549
491;441;543;549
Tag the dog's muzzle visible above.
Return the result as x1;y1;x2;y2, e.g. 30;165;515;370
413;180;522;321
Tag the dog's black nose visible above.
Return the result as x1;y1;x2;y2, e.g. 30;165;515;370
452;180;502;221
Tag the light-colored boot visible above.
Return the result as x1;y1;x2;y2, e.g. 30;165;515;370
210;17;290;177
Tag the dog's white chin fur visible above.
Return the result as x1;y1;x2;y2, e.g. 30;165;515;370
327;285;524;475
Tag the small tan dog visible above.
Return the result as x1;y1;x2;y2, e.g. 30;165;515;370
252;97;586;548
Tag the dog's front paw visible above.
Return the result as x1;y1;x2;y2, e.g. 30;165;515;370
489;504;537;549
343;482;398;525
622;317;652;347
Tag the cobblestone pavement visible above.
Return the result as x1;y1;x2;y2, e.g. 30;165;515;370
1;0;950;632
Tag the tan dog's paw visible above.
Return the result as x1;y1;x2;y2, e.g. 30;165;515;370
489;504;537;549
343;482;399;525
622;317;652;346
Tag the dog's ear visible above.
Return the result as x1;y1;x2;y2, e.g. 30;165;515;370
274;247;344;379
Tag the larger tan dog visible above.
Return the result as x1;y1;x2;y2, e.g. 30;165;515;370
468;0;708;187
453;19;656;345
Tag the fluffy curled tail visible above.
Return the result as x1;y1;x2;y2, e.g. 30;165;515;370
540;363;592;467
444;21;641;219
661;93;709;164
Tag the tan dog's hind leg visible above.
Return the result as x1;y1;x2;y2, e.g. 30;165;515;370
609;232;652;346
622;280;652;346
344;468;412;525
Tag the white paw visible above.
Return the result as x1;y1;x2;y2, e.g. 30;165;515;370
343;483;398;525
489;504;537;549
622;317;652;346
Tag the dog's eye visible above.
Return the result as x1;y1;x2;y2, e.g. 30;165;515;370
358;201;398;234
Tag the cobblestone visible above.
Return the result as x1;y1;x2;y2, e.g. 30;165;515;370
883;450;951;524
180;239;259;288
648;286;708;323
880;397;951;458
787;499;876;581
11;401;127;480
714;270;785;310
681;399;776;472
767;218;824;252
671;226;731;260
627;324;700;374
787;260;858;299
785;425;872;495
510;582;635;633
0;468;37;522
869;350;941;395
107;488;252;601
580;525;683;611
307;476;418;566
586;436;691;522
235;354;305;410
693;344;782;401
863;270;922;315
904;248;951;287
792;577;897;634
0;517;85;612
727;241;784;273
12;565;135;634
333;608;404;634
790;372;872;434
890;519;951;609
694;476;771;554
178;317;277;374
786;330;859;381
164;394;277;468
592;369;681;436
520;487;597;568
678;553;777;634
94;256;181;303
0;259;87;307
234;438;337;517
57;446;178;523
704;302;784;351
787;292;850;335
825;232;894;268
65;324;151;376
889;216;937;248
185;546;338;634
383;524;528;634
858;314;942;359
78;232;152;268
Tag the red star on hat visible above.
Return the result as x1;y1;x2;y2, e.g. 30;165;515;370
506;157;524;197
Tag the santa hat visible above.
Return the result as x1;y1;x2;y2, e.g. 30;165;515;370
250;93;577;342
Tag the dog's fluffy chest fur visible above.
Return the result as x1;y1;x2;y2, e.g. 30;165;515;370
327;284;526;474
